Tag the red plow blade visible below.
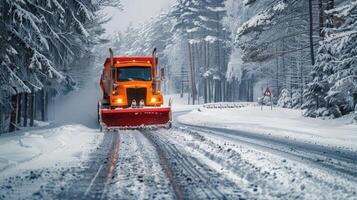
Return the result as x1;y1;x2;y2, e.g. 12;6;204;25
100;107;171;129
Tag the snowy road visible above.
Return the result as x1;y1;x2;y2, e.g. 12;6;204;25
176;122;357;179
1;110;357;199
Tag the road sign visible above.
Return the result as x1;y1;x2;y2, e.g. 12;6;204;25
264;88;272;97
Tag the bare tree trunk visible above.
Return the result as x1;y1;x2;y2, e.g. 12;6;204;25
206;41;211;103
235;80;240;101
222;81;225;102
228;82;232;102
45;90;49;121
203;41;208;103
30;91;35;127
17;93;22;125
192;43;197;104
188;42;197;105
250;77;254;102
23;93;28;127
204;79;208;103
276;45;280;96
308;0;315;65
300;60;304;106
41;89;47;121
195;42;202;103
353;93;357;109
247;80;250;102
180;65;184;98
215;80;218;103
327;0;334;28
207;78;212;103
9;94;18;132
216;11;223;103
281;38;286;90
318;0;325;38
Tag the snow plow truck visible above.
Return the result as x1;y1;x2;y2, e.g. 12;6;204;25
98;48;172;130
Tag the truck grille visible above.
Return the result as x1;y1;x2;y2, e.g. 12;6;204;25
126;88;147;107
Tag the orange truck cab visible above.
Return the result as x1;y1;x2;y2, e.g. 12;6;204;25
98;48;171;129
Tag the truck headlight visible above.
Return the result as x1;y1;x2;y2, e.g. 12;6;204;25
117;98;123;104
139;99;145;106
151;97;157;103
131;99;137;107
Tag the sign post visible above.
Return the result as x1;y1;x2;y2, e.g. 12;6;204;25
264;88;272;110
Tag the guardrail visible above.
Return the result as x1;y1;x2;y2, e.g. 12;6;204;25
202;102;254;109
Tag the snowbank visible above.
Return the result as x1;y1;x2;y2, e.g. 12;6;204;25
178;104;357;151
0;124;103;176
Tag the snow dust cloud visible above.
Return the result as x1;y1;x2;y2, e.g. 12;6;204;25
49;67;101;129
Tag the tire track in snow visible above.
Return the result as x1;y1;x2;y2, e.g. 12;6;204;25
162;125;357;199
55;131;120;200
142;129;248;200
141;131;184;200
100;131;121;199
106;131;174;200
178;123;357;181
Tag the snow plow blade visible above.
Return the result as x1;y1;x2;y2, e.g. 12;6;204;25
101;107;171;129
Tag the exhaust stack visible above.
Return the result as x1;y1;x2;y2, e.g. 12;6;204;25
152;48;160;94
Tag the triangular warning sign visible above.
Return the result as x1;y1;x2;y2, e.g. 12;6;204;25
264;88;272;96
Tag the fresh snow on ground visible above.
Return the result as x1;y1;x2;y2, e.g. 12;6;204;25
0;124;103;199
0;96;356;199
160;127;357;199
0;124;102;174
178;103;357;151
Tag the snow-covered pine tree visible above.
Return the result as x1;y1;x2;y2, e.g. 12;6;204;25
0;0;121;133
325;0;357;116
302;43;332;117
291;90;302;109
277;89;292;108
303;0;357;118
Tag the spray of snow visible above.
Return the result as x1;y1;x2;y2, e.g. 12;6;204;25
48;66;101;129
226;49;243;82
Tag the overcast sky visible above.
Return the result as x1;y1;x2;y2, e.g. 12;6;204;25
103;0;176;35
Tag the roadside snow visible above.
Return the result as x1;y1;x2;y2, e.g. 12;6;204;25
178;103;357;151
159;128;357;199
0;124;103;199
0;124;103;177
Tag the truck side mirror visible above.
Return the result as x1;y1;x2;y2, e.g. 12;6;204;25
160;68;165;79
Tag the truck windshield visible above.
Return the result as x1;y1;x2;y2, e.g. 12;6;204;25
117;67;151;81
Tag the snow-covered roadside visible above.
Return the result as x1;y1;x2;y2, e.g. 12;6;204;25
159;128;357;199
178;104;357;151
0;124;103;198
0;124;102;174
